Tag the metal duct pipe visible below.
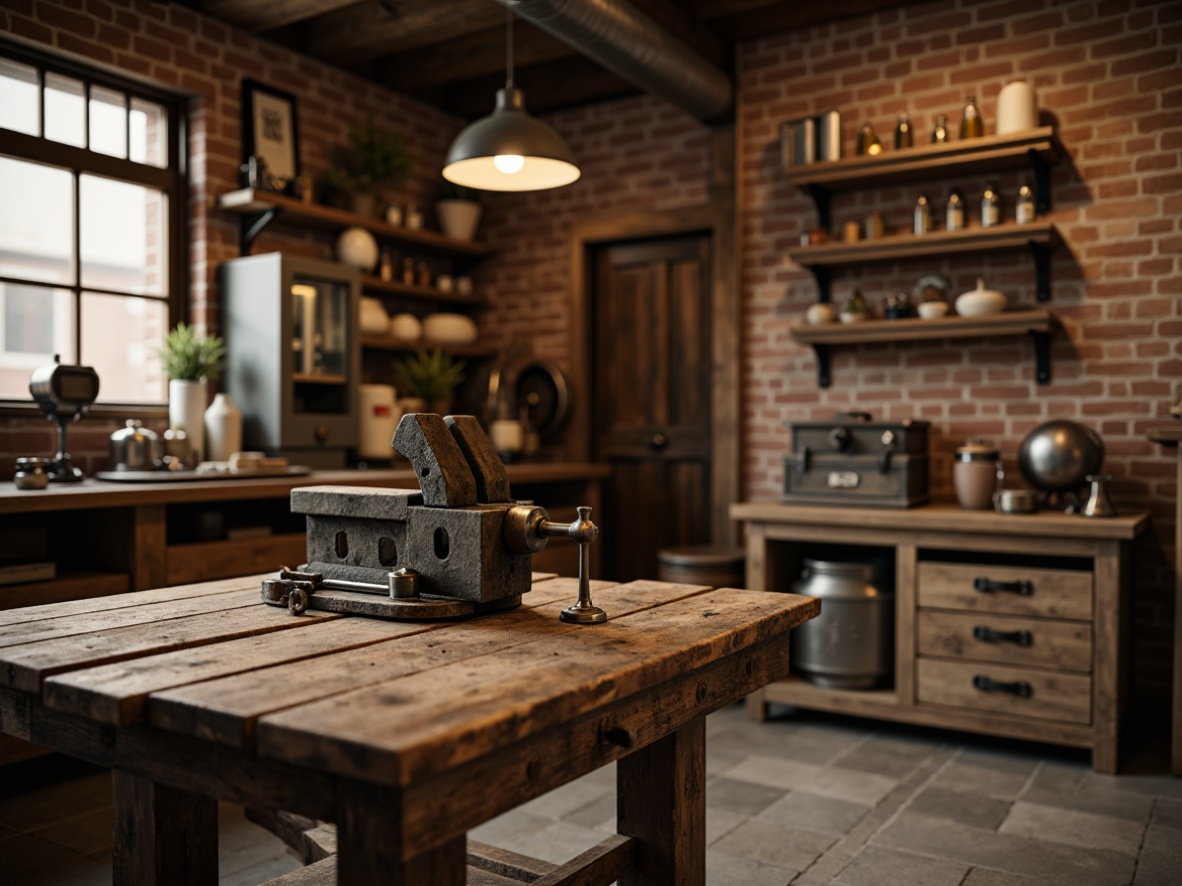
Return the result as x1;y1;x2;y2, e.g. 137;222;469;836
494;0;733;122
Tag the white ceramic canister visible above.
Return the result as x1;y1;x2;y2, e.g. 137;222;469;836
204;392;243;462
169;378;207;463
358;385;400;459
996;80;1039;134
359;297;390;335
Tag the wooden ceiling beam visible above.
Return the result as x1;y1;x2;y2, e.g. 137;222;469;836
381;21;576;92
692;0;915;41
199;0;357;33
304;0;504;63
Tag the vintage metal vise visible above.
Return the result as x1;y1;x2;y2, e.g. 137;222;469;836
262;413;605;623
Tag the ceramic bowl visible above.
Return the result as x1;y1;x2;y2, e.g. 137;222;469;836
389;313;422;342
422;313;478;345
917;301;949;320
335;226;379;272
359;297;390;335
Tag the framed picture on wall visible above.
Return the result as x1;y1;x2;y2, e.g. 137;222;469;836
242;79;300;182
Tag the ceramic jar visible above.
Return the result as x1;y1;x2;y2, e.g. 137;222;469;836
997;80;1039;134
169;378;207;463
954;441;1000;510
204;393;243;462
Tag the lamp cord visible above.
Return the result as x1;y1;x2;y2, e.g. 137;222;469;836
506;5;514;90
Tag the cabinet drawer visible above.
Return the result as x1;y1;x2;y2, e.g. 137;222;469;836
916;658;1091;725
917;562;1092;620
916;611;1092;672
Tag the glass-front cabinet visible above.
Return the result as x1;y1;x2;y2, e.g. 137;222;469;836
221;253;359;467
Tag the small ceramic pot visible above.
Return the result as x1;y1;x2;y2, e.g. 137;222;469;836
954;441;1000;510
918;301;948;320
806;303;836;325
955;278;1007;317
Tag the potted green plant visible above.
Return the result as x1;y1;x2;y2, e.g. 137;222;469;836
329;116;413;216
393;348;466;414
156;323;226;462
436;178;483;242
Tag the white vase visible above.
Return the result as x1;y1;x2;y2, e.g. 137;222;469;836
169;378;207;462
436;200;482;241
204;392;243;462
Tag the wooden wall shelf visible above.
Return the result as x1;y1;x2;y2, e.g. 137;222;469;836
218;188;493;259
358;336;497;358
790;310;1057;387
786;221;1059;266
362;275;486;307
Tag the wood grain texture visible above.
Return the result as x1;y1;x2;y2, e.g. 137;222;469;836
532;834;635;886
0;571;129;611
895;543;917;706
132;504;168;591
256;588;816;786
113;771;218;886
916;658;1091;725
1092;539;1123;774
617;719;705;886
917;610;1092;672
917;562;1093;620
166;533;306;585
788;310;1055;345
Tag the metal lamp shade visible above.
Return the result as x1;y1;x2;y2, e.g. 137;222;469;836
443;88;580;192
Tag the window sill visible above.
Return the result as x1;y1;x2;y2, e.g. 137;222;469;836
0;402;169;421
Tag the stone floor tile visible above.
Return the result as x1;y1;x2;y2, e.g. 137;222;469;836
831;732;941;779
12;852;111;886
709;725;843;766
758;790;872;836
908;785;1012;830
218;804;303;878
874;811;1135;885
707;775;790;816
1020;760;1155;823
929;758;1036;801
832;845;969;886
709;817;835;873
0;774;112;832
470;808;555;848
957;744;1046;774
561;792;616;830
706;805;748;845
30;806;114;857
494;819;606;866
576;761;617;789
3;832;91;881
961;869;1046;885
999;800;1145;857
1089;771;1182;801
1152;797;1182;830
723;754;898;806
518;777;612;820
705;849;795;886
1133;824;1182;885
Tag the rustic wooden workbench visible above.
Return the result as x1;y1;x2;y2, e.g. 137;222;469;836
0;572;816;884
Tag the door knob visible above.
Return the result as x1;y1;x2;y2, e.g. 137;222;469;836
649;432;668;450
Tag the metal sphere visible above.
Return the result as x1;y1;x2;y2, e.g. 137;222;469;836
1017;420;1104;492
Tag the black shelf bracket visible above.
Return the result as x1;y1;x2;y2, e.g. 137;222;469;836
807;184;831;231
1027;148;1051;213
812;344;832;388
240;207;282;255
1030;330;1052;384
810;265;832;304
1030;241;1052;302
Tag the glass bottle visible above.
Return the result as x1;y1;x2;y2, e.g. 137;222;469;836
946;189;966;231
401;256;415;285
1016;182;1036;224
980;181;1000;228
914;194;932;234
959;96;984;139
894;113;913;149
857;122;882;156
378;248;394;282
931;114;949;144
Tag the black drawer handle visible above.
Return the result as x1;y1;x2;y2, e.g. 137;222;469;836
973;625;1033;647
974;576;1033;596
972;675;1032;698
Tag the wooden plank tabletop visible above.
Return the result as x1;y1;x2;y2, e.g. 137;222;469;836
0;572;817;791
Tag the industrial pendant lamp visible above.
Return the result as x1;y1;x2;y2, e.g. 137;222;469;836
442;7;579;191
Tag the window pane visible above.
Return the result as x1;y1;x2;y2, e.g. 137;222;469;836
0;284;74;400
81;292;167;403
129;97;167;168
89;84;127;158
44;72;86;147
80;175;168;295
0;156;75;285
0;59;40;136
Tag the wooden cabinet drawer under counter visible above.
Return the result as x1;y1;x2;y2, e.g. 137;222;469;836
917;561;1092;620
916;610;1092;672
916;658;1092;725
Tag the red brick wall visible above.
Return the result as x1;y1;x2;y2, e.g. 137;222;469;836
739;0;1182;690
0;0;463;477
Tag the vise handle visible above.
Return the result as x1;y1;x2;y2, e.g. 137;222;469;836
504;504;599;555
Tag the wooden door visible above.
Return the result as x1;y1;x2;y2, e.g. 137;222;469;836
593;234;713;581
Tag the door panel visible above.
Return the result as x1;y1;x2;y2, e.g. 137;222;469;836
593;234;712;581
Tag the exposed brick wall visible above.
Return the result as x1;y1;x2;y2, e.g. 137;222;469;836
0;0;464;477
739;0;1182;691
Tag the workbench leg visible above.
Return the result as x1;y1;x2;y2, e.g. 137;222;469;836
617;717;706;886
112;771;217;886
746;687;769;721
336;780;466;885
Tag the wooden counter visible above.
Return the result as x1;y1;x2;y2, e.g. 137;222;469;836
732;500;1149;772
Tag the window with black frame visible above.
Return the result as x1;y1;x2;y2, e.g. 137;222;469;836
0;43;186;407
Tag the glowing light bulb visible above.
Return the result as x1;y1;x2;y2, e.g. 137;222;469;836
494;154;525;174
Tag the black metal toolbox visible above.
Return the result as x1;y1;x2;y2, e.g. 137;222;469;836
782;413;930;508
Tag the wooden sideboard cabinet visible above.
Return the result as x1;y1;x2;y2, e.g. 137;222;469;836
731;502;1149;773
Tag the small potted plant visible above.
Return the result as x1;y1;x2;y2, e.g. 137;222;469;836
157;323;225;462
329;116;413;217
436;178;482;242
393;348;466;415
